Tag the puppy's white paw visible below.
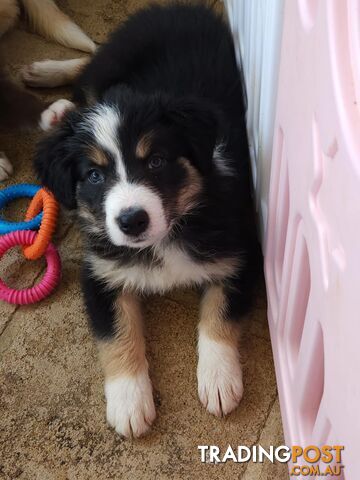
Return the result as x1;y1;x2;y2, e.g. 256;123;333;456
0;153;13;181
40;99;74;131
23;60;67;88
105;371;156;438
197;335;243;417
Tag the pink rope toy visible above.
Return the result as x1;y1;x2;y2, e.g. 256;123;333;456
0;230;61;305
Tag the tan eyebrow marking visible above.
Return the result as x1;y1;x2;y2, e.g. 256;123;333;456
89;146;108;166
135;131;154;159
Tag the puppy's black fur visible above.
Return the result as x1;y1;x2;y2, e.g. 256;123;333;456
35;3;260;336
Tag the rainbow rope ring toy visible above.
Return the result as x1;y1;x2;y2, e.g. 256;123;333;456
0;184;61;305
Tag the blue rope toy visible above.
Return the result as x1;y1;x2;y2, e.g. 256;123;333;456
0;184;43;234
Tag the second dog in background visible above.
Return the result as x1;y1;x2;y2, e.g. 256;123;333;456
0;0;95;180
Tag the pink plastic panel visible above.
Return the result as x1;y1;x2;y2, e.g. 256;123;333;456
265;1;360;477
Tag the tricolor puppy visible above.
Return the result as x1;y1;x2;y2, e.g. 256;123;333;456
35;3;260;438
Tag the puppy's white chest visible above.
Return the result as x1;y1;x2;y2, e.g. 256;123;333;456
90;246;237;293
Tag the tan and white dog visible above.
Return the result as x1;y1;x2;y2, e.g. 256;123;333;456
0;0;95;180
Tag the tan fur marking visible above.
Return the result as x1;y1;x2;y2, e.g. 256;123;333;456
177;158;203;215
135;132;153;159
77;203;101;235
89;146;108;167
78;203;95;221
21;0;96;53
98;293;146;379
199;285;240;346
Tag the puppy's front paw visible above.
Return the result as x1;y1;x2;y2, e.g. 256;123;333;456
40;99;74;131
105;371;156;438
0;153;13;181
197;336;243;417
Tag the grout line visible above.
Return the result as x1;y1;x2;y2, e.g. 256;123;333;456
0;265;46;356
0;222;74;341
0;264;45;338
0;306;19;337
239;392;279;479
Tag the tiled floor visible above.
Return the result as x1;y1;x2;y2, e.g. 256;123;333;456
0;1;288;478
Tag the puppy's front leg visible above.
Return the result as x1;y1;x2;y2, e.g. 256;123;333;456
82;270;155;438
197;285;244;417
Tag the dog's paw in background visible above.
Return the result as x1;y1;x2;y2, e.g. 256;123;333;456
23;57;89;88
40;98;74;131
0;152;13;181
0;66;45;181
197;335;244;417
105;372;156;438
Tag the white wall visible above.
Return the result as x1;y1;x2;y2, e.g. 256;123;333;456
224;0;284;245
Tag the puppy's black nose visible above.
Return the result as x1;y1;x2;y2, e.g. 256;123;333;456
117;208;149;236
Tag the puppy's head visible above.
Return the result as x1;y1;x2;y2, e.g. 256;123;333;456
35;91;219;248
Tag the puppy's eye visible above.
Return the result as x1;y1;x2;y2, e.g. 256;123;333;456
88;169;104;184
148;155;166;170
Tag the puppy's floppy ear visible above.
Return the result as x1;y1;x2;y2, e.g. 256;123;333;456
34;110;82;209
162;96;219;172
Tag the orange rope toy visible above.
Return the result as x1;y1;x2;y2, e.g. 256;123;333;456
22;188;59;260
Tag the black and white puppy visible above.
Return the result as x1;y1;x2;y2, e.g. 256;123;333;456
35;3;260;438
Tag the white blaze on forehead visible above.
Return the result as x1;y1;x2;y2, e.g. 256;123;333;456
84;104;168;247
105;182;168;248
87;104;127;179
